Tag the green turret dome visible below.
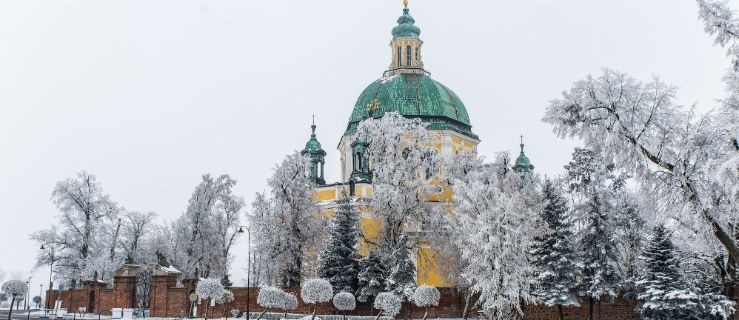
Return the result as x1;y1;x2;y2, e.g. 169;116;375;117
305;123;322;151
344;73;476;139
392;8;420;39
512;141;534;173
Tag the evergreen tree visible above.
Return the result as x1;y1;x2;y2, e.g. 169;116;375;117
579;192;621;320
637;225;734;319
318;193;361;293
530;179;579;320
356;251;385;303
385;234;417;300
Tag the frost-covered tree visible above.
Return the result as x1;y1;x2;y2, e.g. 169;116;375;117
333;291;356;320
120;211;157;264
173;174;244;280
612;192;645;299
256;286;286;320
451;153;543;319
2;280;27;320
301;278;333;320
356;251;385;304
412;286;440;320
530;179;579;320
31;172;119;287
637;225;735;319
218;290;234;319
281;291;298;319
319;193;360;294
543;0;739;268
385;234;416;300
373;292;401;320
249;152;325;287
196;278;224;320
355;112;447;258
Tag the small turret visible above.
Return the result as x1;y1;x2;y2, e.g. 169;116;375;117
512;135;534;173
388;0;424;75
302;116;327;184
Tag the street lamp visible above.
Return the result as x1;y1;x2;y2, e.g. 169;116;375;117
237;226;251;320
40;244;55;290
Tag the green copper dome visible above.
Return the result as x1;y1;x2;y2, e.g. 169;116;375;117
513;142;534;173
392;8;420;39
344;73;477;139
304;123;323;152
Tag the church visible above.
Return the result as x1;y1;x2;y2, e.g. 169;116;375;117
299;1;534;287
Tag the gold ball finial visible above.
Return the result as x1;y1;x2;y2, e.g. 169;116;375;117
403;0;408;7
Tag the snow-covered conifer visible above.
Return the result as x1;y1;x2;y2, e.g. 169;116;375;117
636;225;734;318
373;292;401;320
385;234;416;300
356;251;385;303
301;278;333;320
256;286;286;320
196;278;225;320
319;193;360;294
2;280;27;320
412;285;440;320
530;179;579;320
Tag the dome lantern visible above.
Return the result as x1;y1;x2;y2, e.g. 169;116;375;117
389;1;424;75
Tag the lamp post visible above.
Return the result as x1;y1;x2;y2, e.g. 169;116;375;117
39;284;43;309
237;226;251;320
39;244;55;290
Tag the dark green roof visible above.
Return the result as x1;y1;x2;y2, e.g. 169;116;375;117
344;73;476;139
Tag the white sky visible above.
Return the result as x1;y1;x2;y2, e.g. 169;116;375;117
0;0;731;293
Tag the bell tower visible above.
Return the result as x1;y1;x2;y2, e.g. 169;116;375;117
301;116;327;185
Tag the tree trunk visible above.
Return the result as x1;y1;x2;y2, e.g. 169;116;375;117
423;306;428;320
8;296;16;320
311;303;317;320
461;289;474;320
588;297;593;320
256;308;269;320
374;309;383;320
204;301;209;320
557;304;564;320
597;299;601;320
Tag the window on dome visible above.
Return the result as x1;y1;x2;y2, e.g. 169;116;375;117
397;46;402;67
406;45;412;66
415;47;419;62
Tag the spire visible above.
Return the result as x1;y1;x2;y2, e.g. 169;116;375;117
513;135;535;173
302;115;327;184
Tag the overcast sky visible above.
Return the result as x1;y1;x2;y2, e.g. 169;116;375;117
0;0;731;292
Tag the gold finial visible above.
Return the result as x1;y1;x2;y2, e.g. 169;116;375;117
403;0;408;7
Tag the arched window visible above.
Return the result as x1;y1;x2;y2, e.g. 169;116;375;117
397;46;402;67
415;47;419;62
406;45;412;66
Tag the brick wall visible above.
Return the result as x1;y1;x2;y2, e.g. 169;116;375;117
48;277;643;319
